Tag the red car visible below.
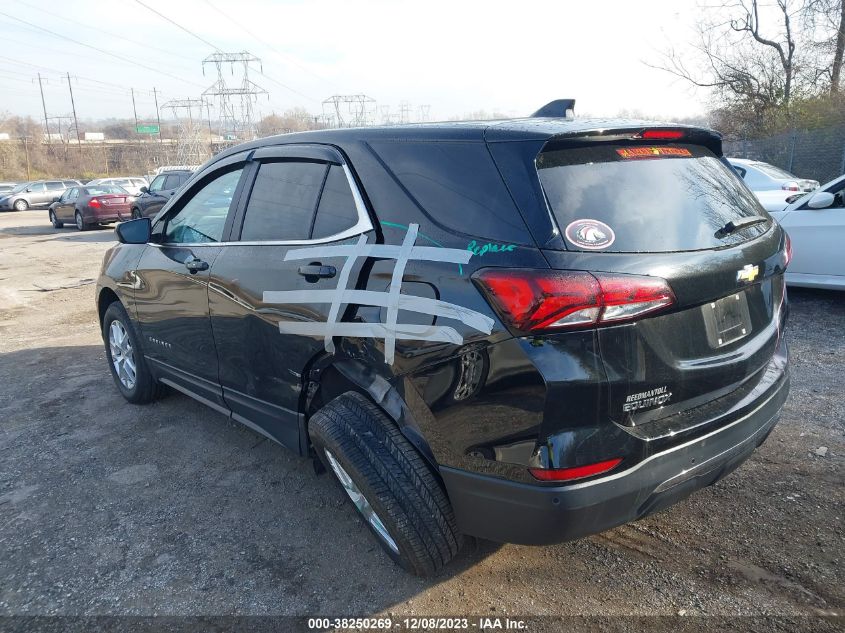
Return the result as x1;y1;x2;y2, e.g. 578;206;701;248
49;184;135;231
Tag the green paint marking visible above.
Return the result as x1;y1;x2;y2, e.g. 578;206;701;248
466;240;518;257
380;220;463;274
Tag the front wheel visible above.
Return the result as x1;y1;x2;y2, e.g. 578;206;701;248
102;301;165;404
131;208;141;220
13;199;28;211
309;391;463;576
49;210;64;228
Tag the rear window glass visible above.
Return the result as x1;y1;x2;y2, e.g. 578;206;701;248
754;163;795;179
537;144;770;252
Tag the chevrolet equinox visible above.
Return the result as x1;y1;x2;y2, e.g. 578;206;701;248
96;100;790;575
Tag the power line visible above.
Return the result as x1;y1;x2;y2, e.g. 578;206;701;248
203;0;338;90
132;0;319;103
11;0;200;73
133;0;221;52
0;11;206;88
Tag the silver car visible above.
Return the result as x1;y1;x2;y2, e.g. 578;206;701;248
0;179;83;211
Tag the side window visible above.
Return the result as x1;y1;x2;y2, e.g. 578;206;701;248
28;183;46;193
733;166;746;178
62;180;78;187
163;174;184;190
148;175;166;192
46;181;63;191
67;188;79;201
163;168;243;244
311;166;359;239
240;161;327;241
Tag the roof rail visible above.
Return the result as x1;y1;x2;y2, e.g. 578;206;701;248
531;99;575;119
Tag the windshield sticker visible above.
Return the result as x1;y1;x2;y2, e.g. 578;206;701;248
616;146;692;159
565;219;616;250
263;223;495;365
467;240;517;257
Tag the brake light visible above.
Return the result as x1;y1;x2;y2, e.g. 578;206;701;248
781;182;800;192
784;232;792;268
640;129;685;140
529;458;622;482
89;198;101;208
473;269;675;334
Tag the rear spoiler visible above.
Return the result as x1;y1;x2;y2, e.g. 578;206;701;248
541;126;723;157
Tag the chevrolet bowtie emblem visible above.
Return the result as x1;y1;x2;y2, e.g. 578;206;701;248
737;264;759;283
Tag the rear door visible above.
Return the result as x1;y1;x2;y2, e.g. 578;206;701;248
133;159;248;409
208;145;373;450
524;138;787;432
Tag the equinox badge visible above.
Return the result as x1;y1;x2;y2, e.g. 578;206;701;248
737;264;759;283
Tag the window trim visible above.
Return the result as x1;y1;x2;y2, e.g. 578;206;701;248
156;148;373;248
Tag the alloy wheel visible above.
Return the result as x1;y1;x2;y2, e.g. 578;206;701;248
108;320;137;390
324;448;399;554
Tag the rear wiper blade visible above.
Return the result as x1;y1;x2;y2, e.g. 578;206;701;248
716;215;768;238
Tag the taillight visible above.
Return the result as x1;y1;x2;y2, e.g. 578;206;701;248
89;198;101;208
784;232;792;268
473;269;675;334
781;182;800;192
639;129;685;140
529;457;622;482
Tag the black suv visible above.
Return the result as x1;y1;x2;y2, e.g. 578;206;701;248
97;101;790;575
130;169;192;219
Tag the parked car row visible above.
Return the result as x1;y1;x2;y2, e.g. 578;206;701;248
728;158;820;213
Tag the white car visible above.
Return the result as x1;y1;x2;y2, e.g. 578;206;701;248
729;158;819;193
86;177;148;196
770;174;845;289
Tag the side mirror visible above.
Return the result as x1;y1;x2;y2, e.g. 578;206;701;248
139;186;148;194
115;217;151;244
25;187;33;192
52;196;60;203
807;191;835;209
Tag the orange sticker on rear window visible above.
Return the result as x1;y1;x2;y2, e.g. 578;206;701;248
616;146;693;159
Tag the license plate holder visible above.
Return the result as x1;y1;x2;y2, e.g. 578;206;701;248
702;292;752;348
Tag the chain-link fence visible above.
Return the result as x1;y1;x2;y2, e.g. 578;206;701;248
723;125;845;185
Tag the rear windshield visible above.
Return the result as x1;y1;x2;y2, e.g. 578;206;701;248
754;163;795;179
537;144;771;252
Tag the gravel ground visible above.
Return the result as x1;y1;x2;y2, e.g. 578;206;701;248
0;209;842;628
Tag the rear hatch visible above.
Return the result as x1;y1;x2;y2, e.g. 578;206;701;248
532;136;788;439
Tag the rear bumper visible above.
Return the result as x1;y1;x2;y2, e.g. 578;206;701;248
440;368;789;545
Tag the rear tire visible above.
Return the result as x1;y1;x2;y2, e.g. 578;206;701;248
102;301;165;404
13;199;28;211
309;391;462;576
75;211;88;231
131;208;141;220
49;210;63;228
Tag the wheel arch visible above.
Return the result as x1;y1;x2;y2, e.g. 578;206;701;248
97;286;121;327
305;356;440;473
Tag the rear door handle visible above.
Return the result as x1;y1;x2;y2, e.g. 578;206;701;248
298;263;336;281
184;257;209;274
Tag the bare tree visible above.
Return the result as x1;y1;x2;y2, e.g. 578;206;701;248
804;0;845;93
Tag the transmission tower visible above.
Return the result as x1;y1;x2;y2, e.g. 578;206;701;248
321;94;377;128
417;104;431;122
161;98;211;166
203;51;268;141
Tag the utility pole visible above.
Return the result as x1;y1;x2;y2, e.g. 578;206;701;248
37;73;50;142
66;72;81;148
153;87;163;145
21;137;31;179
131;88;139;133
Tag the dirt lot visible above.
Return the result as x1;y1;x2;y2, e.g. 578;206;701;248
0;209;842;626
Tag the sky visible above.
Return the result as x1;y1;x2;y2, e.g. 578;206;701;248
0;0;711;125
